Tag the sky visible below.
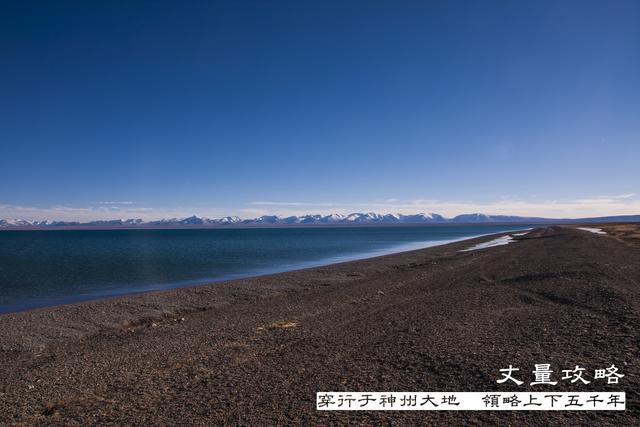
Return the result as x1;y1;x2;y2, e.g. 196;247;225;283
1;0;639;221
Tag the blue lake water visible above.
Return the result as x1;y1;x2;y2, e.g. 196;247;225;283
0;225;530;313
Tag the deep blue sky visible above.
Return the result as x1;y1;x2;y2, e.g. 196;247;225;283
1;0;639;220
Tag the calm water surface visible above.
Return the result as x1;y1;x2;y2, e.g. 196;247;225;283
0;225;530;313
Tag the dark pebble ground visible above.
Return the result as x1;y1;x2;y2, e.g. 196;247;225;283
0;225;638;425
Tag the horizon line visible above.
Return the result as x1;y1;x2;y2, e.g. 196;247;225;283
2;211;640;226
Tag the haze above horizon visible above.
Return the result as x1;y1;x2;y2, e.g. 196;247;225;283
1;1;638;221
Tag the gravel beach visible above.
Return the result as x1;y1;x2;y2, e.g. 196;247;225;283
0;225;638;425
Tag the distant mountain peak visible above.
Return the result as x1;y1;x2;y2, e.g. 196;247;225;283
1;212;639;229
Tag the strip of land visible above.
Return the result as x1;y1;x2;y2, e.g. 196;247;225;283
0;225;638;425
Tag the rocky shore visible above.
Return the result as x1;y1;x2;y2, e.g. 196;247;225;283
0;225;638;425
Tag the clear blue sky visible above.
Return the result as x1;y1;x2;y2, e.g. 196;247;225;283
1;0;639;220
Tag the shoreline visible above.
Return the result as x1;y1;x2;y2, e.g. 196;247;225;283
1;225;638;425
0;227;530;316
1;228;524;351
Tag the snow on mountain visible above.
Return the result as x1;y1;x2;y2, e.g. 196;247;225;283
322;214;345;223
344;212;384;223
0;219;32;227
383;213;401;221
398;213;443;223
250;215;280;224
179;215;206;225
345;213;361;222
151;217;180;225
2;213;639;229
298;215;319;224
218;216;241;224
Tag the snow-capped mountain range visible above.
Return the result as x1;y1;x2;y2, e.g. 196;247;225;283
1;213;639;229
